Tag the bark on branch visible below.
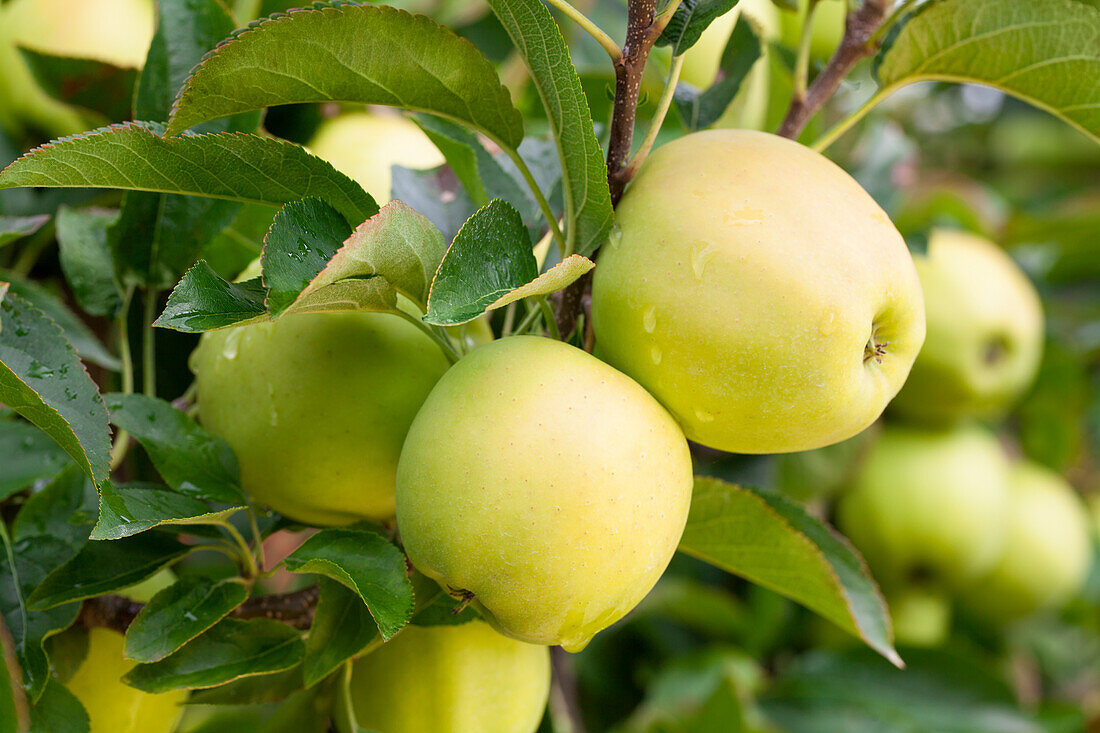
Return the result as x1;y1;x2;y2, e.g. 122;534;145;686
78;585;321;633
555;0;665;341
778;0;892;140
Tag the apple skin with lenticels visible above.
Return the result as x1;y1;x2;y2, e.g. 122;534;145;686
591;129;925;454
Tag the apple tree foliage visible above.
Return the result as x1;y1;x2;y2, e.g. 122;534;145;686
0;0;1098;730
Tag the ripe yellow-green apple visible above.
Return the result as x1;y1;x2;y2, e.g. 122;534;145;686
193;311;450;525
307;111;445;203
836;423;1010;589
5;0;153;67
396;336;693;651
778;0;846;61
591;130;925;454
335;621;550;733
65;628;185;732
962;461;1093;621
890;229;1044;424
888;587;951;648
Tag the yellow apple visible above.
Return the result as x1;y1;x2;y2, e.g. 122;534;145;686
890;229;1044;424
64;628;185;733
962;461;1093;621
836;423;1010;590
5;0;154;68
335;621;550;733
888;587;950;648
591;130;925;454
778;0;847;61
307;112;446;203
396;336;693;651
193;311;450;525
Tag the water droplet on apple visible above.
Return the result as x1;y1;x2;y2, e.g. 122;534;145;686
607;224;623;250
650;346;662;365
690;242;716;280
642;306;657;334
221;329;243;360
694;408;715;423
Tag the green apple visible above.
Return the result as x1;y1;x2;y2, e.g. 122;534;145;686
962;461;1093;621
64;628;185;732
307;111;445;203
335;621;550;733
836;423;1010;589
193;311;450;525
888;587;951;648
778;0;847;62
890;229;1044;424
397;336;693;651
5;0;154;68
591;130;925;454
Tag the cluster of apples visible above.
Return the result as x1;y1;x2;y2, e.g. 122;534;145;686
835;229;1095;646
186;123;927;731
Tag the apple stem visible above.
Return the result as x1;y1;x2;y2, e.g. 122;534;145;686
778;0;892;140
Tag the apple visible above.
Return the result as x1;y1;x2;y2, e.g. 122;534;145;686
962;461;1093;621
335;621;551;733
888;587;951;648
5;0;154;68
778;0;847;62
836;423;1010;590
193;311;450;525
591;129;925;454
64;628;185;732
396;336;694;651
890;229;1044;424
307;111;446;203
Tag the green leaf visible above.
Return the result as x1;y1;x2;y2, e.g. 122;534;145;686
678;477;900;667
283;529;414;640
762;648;1042;733
658;0;738;55
154;263;267;333
0;291;111;486
875;0;1100;145
12;466;98;549
117;0;265;289
55;206;123;318
0;534;81;700
301;578;377;688
390;165;477;243
28;678;88;733
0;122;378;227
289;200;446;313
0;270;120;370
125;577;250;663
425;200;593;325
484;0;614;255
0;420;71;500
18;48;138;123
166;3;523;150
27;533;188;610
124;618;305;693
412;115;541;223
410;592;480;627
674;15;762;131
0;215;49;248
186;665;305;705
104;393;245;504
261;198;352;316
91;481;242;541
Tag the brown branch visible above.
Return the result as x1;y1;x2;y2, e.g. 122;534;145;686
550;645;588;733
555;0;665;342
78;585;321;633
777;0;892;140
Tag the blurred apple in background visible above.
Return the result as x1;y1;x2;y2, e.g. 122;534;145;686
307;111;446;203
